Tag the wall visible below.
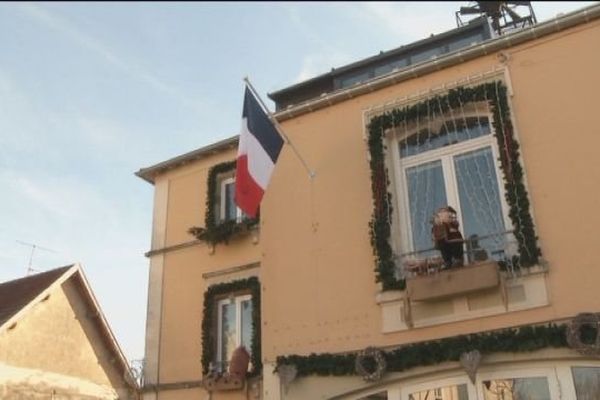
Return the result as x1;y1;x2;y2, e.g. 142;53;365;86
145;148;261;400
261;19;600;361
0;278;132;399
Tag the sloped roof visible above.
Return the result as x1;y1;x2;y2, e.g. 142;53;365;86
0;264;137;392
0;265;73;327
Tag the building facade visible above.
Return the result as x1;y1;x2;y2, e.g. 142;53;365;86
137;4;600;399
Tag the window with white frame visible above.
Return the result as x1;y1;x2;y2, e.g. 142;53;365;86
390;105;516;274
216;294;253;371
571;366;600;399
219;176;243;222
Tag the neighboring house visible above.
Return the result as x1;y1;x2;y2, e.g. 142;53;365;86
136;3;600;400
0;264;137;399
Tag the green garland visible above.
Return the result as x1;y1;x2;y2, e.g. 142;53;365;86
188;160;259;246
367;81;541;291
201;277;262;377
276;323;567;377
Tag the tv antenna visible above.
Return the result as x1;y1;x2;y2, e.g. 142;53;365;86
16;240;58;276
456;2;537;36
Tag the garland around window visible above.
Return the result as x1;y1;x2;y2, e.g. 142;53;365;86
367;81;541;291
189;160;259;246
201;277;262;377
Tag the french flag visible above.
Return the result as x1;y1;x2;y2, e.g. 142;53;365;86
235;87;284;218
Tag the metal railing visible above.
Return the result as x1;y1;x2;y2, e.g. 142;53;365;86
396;230;527;278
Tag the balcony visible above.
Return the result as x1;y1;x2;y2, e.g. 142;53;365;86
376;231;549;331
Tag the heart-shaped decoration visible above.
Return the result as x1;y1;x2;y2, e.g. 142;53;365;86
277;364;298;394
460;350;482;384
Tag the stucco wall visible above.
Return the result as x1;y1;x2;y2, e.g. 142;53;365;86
147;149;260;400
0;279;132;399
261;19;600;360
145;16;600;400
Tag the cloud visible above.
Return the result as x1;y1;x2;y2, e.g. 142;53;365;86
16;3;205;113
358;2;458;43
295;53;349;83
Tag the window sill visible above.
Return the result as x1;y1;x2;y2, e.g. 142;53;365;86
376;264;549;332
206;224;259;254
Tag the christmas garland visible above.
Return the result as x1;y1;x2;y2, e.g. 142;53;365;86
188;160;259;246
276;323;567;377
367;81;541;291
201;277;262;378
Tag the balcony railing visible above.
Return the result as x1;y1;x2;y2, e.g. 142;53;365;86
396;230;528;280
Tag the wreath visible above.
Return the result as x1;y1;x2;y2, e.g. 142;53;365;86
567;313;600;356
355;347;387;382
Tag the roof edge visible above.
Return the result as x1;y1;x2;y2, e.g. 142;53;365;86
135;135;239;184
272;3;600;122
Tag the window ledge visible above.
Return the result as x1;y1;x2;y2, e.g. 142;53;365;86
377;264;549;333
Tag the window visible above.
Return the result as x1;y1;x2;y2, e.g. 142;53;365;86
219;176;244;223
216;294;253;372
409;384;469;400
572;367;600;399
481;377;551;400
392;109;515;274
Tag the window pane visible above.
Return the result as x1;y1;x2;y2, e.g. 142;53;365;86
241;299;253;355
220;302;237;366
454;147;507;263
448;32;484;52
224;182;237;221
400;117;490;158
406;160;448;256
409;383;469;400
572;367;600;399
482;377;551;400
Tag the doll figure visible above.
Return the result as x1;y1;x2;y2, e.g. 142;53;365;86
431;206;464;269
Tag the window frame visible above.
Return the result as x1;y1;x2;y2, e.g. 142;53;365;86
201;277;261;377
216;293;253;369
219;176;244;223
388;108;514;271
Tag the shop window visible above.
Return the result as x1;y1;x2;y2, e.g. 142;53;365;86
572;367;600;399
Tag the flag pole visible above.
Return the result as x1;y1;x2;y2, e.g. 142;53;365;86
243;77;315;179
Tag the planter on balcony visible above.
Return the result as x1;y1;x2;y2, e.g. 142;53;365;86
406;261;500;302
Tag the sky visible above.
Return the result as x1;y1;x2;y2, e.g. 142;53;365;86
0;1;596;364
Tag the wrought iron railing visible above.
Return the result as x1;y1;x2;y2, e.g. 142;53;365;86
396;230;530;279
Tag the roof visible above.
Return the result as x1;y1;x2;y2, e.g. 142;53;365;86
0;265;72;327
268;17;489;107
135;135;239;184
271;3;600;122
0;264;137;390
134;3;600;186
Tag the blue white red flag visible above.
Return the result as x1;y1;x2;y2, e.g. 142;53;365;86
235;87;284;217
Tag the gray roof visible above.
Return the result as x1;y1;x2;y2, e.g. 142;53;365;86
0;265;73;327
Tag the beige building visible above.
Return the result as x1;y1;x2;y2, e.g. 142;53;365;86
137;3;600;400
0;264;137;399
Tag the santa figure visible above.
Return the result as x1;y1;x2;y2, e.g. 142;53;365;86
431;206;464;269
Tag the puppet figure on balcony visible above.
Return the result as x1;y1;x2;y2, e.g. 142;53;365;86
431;206;464;269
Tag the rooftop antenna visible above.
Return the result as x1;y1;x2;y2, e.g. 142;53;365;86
456;2;537;36
16;240;58;276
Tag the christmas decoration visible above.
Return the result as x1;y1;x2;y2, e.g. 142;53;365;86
188;160;259;246
367;81;541;291
567;313;600;357
201;277;262;377
460;349;482;384
277;323;566;377
355;347;387;382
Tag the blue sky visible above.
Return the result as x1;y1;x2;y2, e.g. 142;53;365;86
0;1;595;363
